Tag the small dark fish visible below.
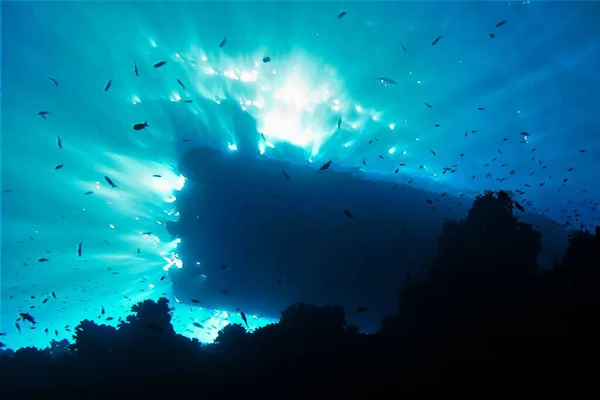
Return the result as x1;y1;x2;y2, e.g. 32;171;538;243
191;299;201;304
134;62;139;77
84;191;93;195
15;323;21;333
104;176;117;188
496;20;506;28
355;306;369;313
104;80;112;92
177;79;186;89
183;99;193;103
160;276;165;281
220;289;230;295
19;313;36;324
77;242;82;257
489;33;495;38
143;231;152;235
193;322;203;328
424;102;433;108
401;44;406;52
430;149;437;156
337;118;342;129
51;292;56;299
154;61;167;68
56;135;62;149
219;264;227;270
38;111;51;119
319;159;332;171
219;38;227;48
432;36;442;46
362;158;367;166
281;170;291;182
3;189;12;193
240;311;249;327
520;131;530;137
133;121;149;130
54;164;64;170
344;209;355;219
377;76;397;84
477;107;484;111
337;11;347;19
153;174;162;178
42;298;49;304
49;77;59;86
38;258;49;262
262;56;271;63
514;201;525;213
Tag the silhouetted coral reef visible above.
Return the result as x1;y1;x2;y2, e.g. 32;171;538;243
1;190;599;397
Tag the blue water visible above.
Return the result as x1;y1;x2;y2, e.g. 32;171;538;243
1;1;599;351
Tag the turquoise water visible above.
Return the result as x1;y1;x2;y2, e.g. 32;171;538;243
1;1;599;350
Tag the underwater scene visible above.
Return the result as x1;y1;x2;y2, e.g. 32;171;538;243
1;0;599;354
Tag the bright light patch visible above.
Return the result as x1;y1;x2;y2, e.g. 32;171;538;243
227;143;238;151
388;147;396;154
262;110;314;147
252;98;265;109
240;70;259;82
224;70;239;80
170;92;182;102
274;75;310;109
